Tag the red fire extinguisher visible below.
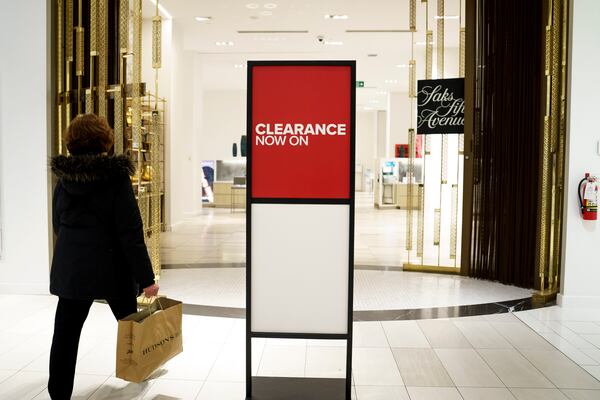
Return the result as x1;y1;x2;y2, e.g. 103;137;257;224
578;173;598;221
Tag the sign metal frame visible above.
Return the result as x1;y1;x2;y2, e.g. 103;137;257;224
246;60;356;400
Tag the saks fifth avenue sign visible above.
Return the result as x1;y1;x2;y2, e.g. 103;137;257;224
417;78;465;134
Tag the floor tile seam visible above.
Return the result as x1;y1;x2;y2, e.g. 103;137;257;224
24;380;47;400
433;347;506;389
537;331;600;366
82;375;112;400
202;340;228;382
389;346;458;389
545;321;600;350
510;343;579;389
473;347;556;390
516;323;600;384
193;380;208;400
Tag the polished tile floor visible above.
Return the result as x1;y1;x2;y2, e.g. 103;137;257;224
1;295;599;400
158;267;531;311
161;192;452;267
160;192;531;310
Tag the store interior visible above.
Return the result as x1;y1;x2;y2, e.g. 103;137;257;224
130;0;534;311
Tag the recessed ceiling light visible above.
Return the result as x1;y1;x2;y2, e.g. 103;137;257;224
364;107;374;110
324;40;344;46
369;100;379;104
195;16;212;22
246;3;259;9
385;79;398;84
367;54;378;57
260;10;273;16
216;41;234;46
376;91;387;95
264;3;278;9
434;15;459;19
325;14;349;20
234;64;247;68
396;64;408;68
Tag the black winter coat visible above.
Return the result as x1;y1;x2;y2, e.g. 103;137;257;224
50;154;155;300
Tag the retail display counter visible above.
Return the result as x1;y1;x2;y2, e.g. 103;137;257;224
213;181;246;209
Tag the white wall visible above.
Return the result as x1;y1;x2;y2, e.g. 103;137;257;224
356;111;378;176
200;90;246;161
0;0;51;293
387;92;412;157
167;23;199;228
376;110;387;160
559;0;600;307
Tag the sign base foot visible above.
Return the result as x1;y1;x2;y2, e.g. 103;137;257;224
248;377;347;400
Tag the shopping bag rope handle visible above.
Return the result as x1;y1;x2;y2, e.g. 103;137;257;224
141;296;170;324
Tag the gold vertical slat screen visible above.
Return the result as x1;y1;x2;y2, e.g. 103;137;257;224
433;208;441;246
426;31;433;79
152;17;162;69
57;0;64;154
75;27;84;76
410;0;417;31
409;60;417;98
450;184;458;259
406;128;416;252
437;0;444;78
417;184;425;258
97;0;108;118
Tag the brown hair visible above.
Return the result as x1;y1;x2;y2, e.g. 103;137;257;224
65;114;114;155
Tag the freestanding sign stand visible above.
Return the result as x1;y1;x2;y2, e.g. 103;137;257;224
246;61;356;400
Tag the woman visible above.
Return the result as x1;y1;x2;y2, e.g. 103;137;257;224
48;114;159;399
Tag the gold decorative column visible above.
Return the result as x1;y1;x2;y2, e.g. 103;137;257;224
97;0;108;118
57;0;65;154
535;0;569;303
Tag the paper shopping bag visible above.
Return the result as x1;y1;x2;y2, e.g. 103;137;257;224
116;297;183;382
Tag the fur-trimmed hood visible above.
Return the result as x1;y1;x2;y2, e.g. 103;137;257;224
51;155;135;195
51;154;135;183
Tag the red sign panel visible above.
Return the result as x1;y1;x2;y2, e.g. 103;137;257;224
251;65;352;199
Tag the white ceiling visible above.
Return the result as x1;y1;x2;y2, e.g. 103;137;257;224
148;0;464;109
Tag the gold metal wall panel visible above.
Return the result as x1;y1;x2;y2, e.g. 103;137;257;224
90;0;97;54
150;111;162;275
426;30;433;79
450;184;458;259
425;134;431;155
433;208;441;246
409;60;417;98
132;0;143;185
85;89;92;114
437;0;445;78
76;27;84;76
57;0;64;154
66;0;74;62
152;16;162;69
410;0;417;31
120;0;129;54
459;134;464;154
114;89;124;154
98;0;108;118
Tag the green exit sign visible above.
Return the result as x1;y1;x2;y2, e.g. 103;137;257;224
356;81;365;88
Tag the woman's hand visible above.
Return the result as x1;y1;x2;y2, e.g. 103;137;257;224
143;283;159;298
